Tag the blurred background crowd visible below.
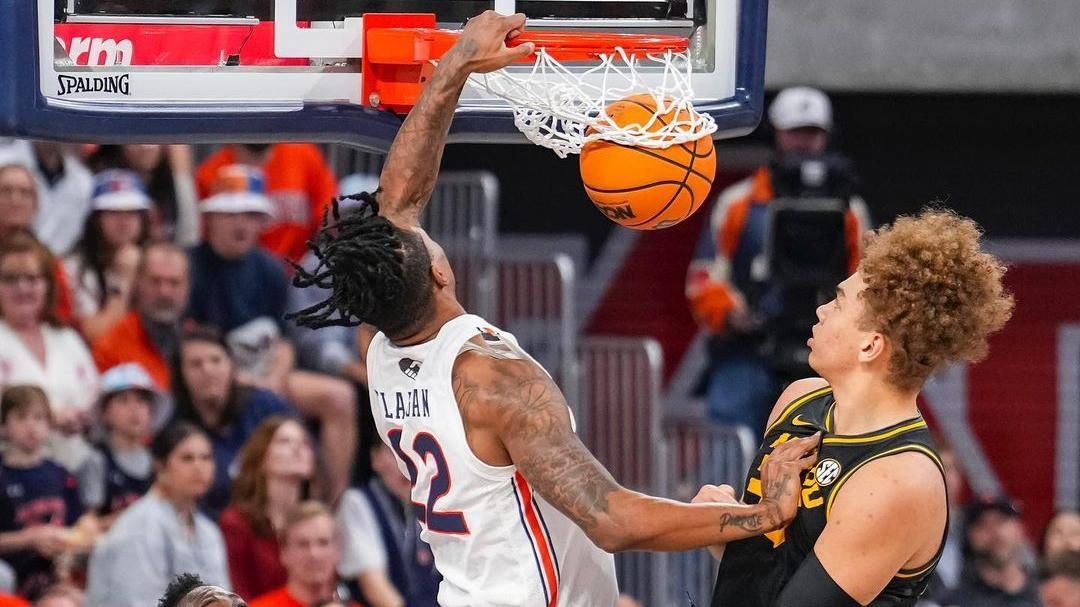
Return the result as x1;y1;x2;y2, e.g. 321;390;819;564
0;139;446;607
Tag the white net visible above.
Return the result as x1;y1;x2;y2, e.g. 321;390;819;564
465;47;717;158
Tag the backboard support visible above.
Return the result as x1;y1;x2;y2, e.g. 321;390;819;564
0;0;767;152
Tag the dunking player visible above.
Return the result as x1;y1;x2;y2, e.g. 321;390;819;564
699;209;1014;606
288;11;819;607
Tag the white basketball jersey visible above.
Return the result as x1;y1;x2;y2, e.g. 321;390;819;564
367;314;618;607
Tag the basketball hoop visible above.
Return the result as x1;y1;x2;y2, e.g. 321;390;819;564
362;14;718;158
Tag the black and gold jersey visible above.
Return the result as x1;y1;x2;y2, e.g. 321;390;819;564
710;386;947;607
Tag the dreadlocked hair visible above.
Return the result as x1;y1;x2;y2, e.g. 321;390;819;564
158;573;205;607
287;192;435;338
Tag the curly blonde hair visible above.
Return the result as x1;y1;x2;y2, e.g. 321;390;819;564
858;209;1013;391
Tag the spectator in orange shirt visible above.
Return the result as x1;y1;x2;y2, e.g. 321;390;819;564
249;502;360;607
0;595;27;607
196;144;337;265
91;243;189;390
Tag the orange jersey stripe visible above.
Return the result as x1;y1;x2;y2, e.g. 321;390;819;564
515;472;560;607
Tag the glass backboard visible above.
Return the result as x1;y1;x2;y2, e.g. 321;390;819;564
0;0;766;152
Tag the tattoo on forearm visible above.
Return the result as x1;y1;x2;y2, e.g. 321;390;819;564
453;357;618;530
761;500;783;530
759;465;796;529
516;439;615;528
718;512;763;533
380;59;467;217
762;475;792;501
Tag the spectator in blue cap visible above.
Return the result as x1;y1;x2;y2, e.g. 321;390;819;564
64;170;153;342
78;363;164;528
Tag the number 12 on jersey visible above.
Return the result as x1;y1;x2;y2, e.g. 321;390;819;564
388;428;471;535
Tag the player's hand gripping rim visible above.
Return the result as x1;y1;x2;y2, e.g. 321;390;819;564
759;432;821;531
452;11;535;75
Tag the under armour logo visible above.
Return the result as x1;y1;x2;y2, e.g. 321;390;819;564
399;358;422;379
478;327;501;342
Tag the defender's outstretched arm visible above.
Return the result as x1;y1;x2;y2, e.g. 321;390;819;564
453;351;819;552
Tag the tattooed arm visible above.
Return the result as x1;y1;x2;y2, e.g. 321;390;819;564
377;11;534;227
452;351;819;553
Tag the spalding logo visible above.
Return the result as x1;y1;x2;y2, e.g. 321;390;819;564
57;74;130;96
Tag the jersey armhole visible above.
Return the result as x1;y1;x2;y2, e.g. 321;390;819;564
447;340;520;483
894;449;949;578
824;445;949;579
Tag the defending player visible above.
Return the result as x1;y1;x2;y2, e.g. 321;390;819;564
701;209;1014;606
289;11;819;607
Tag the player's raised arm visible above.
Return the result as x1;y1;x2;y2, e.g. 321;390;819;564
452;351;820;552
376;11;534;227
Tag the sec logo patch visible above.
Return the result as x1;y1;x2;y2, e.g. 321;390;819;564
815;458;842;486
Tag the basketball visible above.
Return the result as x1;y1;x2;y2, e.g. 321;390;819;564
580;94;717;230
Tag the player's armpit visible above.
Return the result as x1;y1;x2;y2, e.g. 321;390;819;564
452;352;622;541
452;352;821;553
805;452;947;604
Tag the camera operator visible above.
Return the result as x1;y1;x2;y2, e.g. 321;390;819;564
685;87;871;434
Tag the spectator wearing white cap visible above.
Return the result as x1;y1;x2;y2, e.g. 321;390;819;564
77;363;164;529
195;143;338;265
767;86;834;147
86;145;200;247
63;170;153;342
685;86;871;434
188;165;357;503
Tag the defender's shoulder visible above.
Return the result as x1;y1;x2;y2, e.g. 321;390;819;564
765;378;831;431
828;450;946;520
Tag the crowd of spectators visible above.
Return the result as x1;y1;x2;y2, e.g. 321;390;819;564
912;447;1080;607
0;139;437;607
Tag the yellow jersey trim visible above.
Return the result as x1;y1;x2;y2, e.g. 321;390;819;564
821;419;928;445
895;560;938;579
763;386;833;437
